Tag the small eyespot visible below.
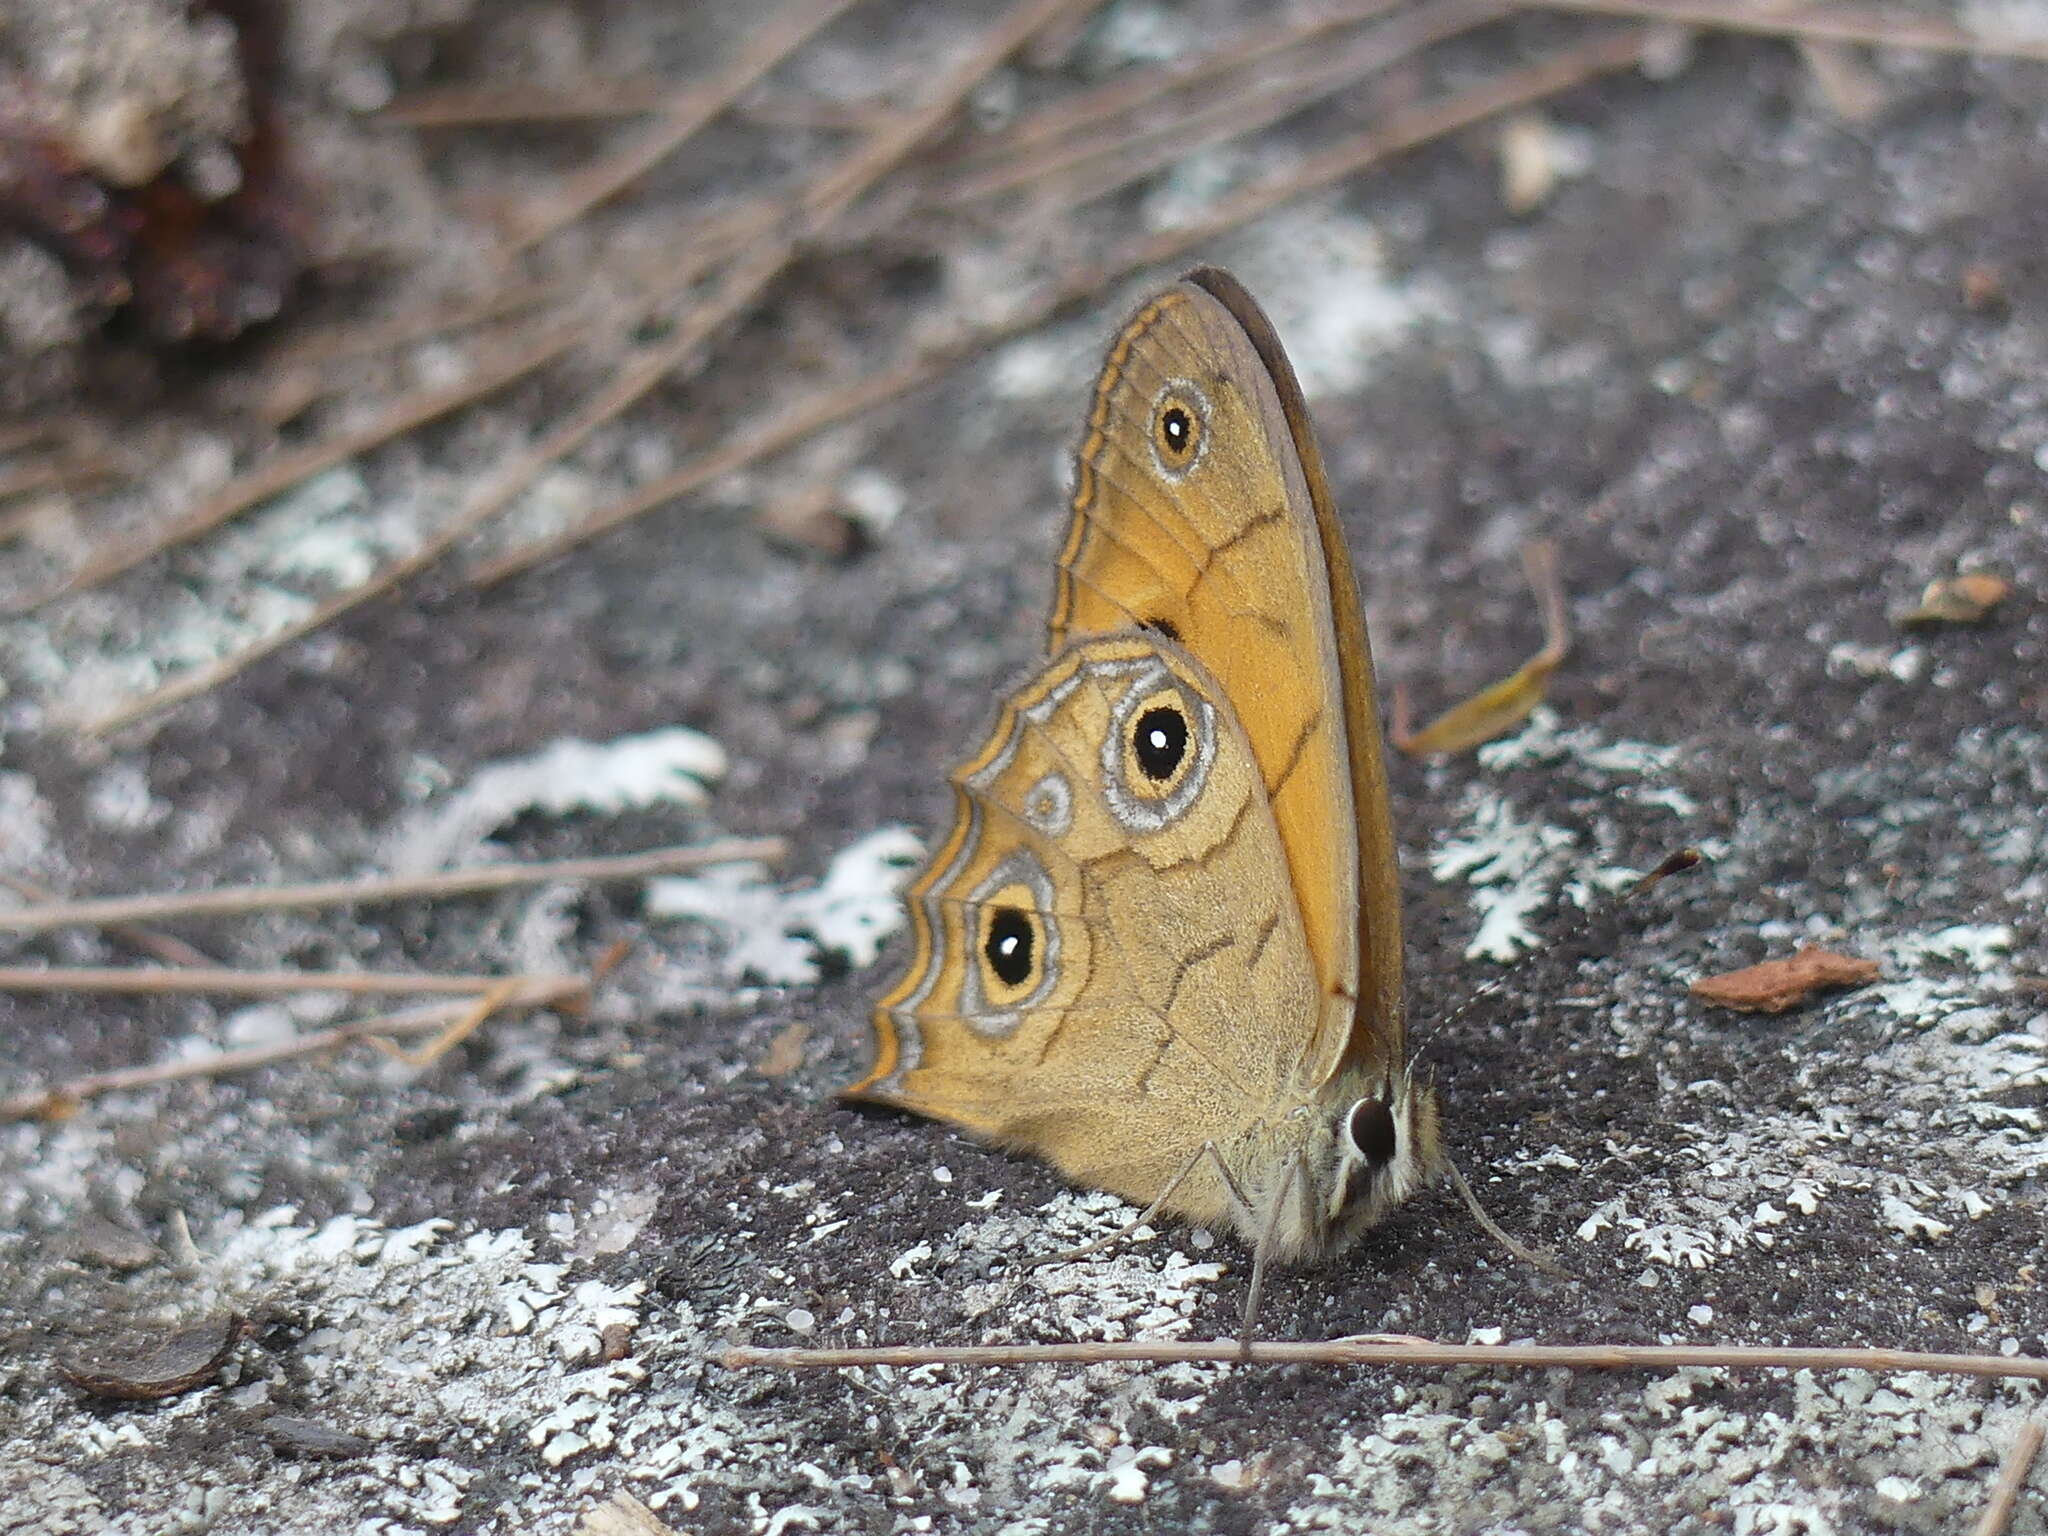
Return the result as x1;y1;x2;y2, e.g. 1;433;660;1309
983;905;1035;989
1144;616;1182;643
1158;405;1195;461
1347;1099;1398;1170
1148;383;1208;478
1132;705;1188;782
1098;661;1213;833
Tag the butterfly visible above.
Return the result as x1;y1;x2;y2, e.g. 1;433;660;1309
847;268;1443;1316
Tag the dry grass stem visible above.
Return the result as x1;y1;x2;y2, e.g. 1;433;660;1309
1972;1419;2046;1536
945;0;1505;206
504;0;867;252
255;278;570;423
47;314;595;602
384;79;680;127
370;977;524;1068
1393;538;1570;754
724;1336;2048;1380
470;334;978;584
0;966;583;999
1532;0;2048;62
0;978;586;1121
0;456;120;503
0;873;213;966
475;33;1648;583
0;837;784;934
74;0;1089;730
948;0;1405;173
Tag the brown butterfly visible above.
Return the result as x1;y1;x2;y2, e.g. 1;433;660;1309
847;268;1443;1311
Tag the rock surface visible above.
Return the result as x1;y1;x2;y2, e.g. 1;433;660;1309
2;4;2045;1533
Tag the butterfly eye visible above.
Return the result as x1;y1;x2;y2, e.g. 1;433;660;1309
1148;383;1208;478
1347;1098;1398;1171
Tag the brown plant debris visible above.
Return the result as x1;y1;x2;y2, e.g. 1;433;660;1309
1688;944;1880;1013
57;1313;247;1401
258;1416;376;1460
1897;571;2011;627
576;1493;682;1536
1395;539;1570;755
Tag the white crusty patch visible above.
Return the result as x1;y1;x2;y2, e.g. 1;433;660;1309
644;825;922;986
388;727;729;874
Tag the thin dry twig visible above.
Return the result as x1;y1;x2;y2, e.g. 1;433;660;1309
945;0;1504;206
1973;1418;2046;1536
383;79;680;126
45;314;596;603
0;978;586;1121
0;873;212;966
475;31;1650;582
370;977;524;1069
74;0;1092;734
0;455;120;503
1532;0;2048;63
255;278;570;423
0;965;583;999
722;1336;2048;1380
469;335;985;585
0;837;784;934
948;0;1406;172
504;0;866;252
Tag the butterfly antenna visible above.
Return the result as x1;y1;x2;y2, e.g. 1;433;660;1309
1407;847;1701;1069
1413;848;1700;1278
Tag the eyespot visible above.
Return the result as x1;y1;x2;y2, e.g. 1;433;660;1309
1347;1098;1398;1171
1098;661;1215;833
961;857;1059;1029
1143;616;1181;643
983;904;1035;989
1132;705;1188;782
1116;688;1198;804
1148;382;1209;479
1020;771;1072;836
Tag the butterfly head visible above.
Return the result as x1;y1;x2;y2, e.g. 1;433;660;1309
1318;1071;1443;1254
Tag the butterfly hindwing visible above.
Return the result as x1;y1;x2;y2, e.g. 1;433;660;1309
850;634;1320;1226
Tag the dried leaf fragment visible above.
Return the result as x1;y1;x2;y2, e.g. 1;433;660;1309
1897;572;2011;627
1396;541;1569;756
58;1312;246;1400
577;1493;681;1536
1689;945;1878;1014
260;1415;374;1459
756;1018;811;1078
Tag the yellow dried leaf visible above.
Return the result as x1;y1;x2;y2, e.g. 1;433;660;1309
1396;541;1568;756
1898;572;2010;627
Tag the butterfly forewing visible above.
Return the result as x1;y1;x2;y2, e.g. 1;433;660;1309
1049;273;1401;1086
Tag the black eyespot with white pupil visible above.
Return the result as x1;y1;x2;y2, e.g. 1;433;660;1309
1348;1098;1398;1171
1133;705;1188;782
984;906;1035;987
1149;385;1206;476
1159;405;1194;461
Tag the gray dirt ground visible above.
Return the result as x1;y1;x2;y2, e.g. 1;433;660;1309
3;3;2047;1533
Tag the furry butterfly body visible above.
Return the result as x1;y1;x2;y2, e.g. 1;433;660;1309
850;269;1441;1270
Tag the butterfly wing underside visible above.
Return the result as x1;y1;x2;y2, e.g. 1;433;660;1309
847;634;1321;1230
1047;269;1405;1085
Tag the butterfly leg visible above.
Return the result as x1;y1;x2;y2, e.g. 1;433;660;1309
1239;1150;1312;1355
1024;1140;1257;1271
